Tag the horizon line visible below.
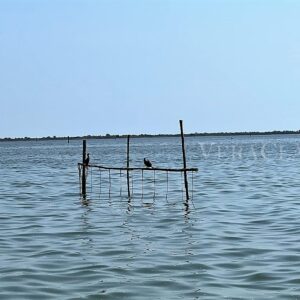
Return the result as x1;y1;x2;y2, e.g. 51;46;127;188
1;129;300;141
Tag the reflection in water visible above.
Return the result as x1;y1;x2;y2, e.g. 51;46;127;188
143;202;155;209
184;201;190;219
127;197;132;212
79;198;99;253
81;195;89;206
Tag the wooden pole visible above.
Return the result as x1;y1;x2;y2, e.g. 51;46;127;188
179;120;189;201
68;136;70;144
82;139;87;197
127;135;131;198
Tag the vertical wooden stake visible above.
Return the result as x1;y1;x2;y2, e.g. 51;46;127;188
82;139;87;197
179;120;189;201
127;135;131;198
68;136;70;144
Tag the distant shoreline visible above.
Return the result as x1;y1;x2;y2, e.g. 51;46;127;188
1;130;300;142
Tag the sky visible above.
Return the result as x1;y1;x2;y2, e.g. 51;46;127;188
1;0;300;138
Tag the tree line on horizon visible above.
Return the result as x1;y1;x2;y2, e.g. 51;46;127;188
1;130;300;142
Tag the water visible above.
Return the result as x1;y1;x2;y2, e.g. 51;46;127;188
1;135;300;299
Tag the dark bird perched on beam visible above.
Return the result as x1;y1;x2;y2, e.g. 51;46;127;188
84;153;90;166
144;158;152;168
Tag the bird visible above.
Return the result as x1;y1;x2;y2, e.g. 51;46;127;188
84;153;90;166
144;158;152;168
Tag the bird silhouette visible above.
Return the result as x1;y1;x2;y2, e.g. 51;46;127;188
144;158;152;168
84;153;90;166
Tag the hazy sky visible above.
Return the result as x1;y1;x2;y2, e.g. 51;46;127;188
1;0;300;138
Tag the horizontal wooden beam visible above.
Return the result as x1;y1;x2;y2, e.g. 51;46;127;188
78;163;198;172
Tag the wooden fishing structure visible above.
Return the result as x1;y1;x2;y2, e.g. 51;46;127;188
78;120;198;203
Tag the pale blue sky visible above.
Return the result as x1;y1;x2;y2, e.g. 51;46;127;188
1;0;300;138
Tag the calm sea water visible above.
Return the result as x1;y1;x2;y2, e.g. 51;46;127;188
1;135;300;299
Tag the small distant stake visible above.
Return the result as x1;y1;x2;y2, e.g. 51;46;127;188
68;136;70;144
